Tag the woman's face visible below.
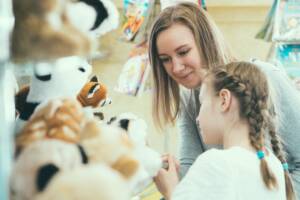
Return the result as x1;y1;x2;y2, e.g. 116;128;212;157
156;23;205;89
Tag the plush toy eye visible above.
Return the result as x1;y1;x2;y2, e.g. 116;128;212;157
87;84;100;98
35;73;51;81
78;67;86;72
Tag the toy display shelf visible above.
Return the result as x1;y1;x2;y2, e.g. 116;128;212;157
0;0;15;199
270;0;300;91
0;62;16;200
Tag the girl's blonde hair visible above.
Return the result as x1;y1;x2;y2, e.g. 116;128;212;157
148;2;236;128
208;61;295;200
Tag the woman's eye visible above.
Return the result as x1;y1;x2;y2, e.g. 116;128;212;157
160;57;170;63
178;49;190;56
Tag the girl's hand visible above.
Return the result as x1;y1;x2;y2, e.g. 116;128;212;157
154;155;179;200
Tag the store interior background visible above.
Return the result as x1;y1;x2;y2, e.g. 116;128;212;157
83;0;273;155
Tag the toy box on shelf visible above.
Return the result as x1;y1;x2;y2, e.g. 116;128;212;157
273;0;300;91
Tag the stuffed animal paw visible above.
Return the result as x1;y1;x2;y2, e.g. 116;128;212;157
16;98;85;151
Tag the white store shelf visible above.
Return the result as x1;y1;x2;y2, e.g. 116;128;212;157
0;0;15;199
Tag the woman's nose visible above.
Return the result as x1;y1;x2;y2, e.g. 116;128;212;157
172;59;185;74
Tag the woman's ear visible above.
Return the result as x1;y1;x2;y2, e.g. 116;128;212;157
218;89;232;112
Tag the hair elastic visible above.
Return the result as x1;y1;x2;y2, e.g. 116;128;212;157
282;162;289;171
257;150;265;160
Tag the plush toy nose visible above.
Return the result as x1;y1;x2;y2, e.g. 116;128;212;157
119;119;130;131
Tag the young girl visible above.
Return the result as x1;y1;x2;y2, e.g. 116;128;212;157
154;62;295;200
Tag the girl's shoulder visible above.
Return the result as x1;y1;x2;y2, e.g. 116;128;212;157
194;147;260;168
193;148;231;169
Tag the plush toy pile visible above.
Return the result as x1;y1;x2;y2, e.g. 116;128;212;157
11;0;162;199
11;99;162;200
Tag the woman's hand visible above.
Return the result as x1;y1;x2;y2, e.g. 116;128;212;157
154;154;180;200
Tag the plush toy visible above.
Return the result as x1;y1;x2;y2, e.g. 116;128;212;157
11;0;119;63
12;119;143;200
16;98;86;152
34;164;130;200
11;0;91;63
79;120;143;183
67;0;119;37
10;139;88;200
27;56;92;103
108;113;162;194
77;75;111;108
77;75;112;120
15;56;92;134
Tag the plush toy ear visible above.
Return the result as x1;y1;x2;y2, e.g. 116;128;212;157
36;164;59;192
90;75;98;82
112;155;139;179
85;0;109;31
15;85;30;115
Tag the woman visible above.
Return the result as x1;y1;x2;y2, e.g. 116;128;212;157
148;2;300;198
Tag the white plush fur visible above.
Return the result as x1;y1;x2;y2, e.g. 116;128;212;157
66;0;119;37
66;2;97;34
27;56;92;103
93;0;119;36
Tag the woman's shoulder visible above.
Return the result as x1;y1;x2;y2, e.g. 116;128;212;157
250;59;285;75
179;87;200;118
180;87;199;102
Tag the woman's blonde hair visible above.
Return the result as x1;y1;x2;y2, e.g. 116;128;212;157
148;2;236;128
208;61;295;200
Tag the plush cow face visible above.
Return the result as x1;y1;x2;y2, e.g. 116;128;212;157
27;56;92;103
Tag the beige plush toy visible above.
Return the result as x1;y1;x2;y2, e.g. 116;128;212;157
11;0;92;63
11;0;119;63
79;120;141;181
12;119;144;200
34;164;130;200
10;139;88;200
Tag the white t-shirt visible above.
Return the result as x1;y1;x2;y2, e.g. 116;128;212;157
172;147;286;200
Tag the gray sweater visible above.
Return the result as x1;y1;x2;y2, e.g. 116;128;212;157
178;60;300;198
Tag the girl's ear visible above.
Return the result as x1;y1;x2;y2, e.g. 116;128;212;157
218;89;232;112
